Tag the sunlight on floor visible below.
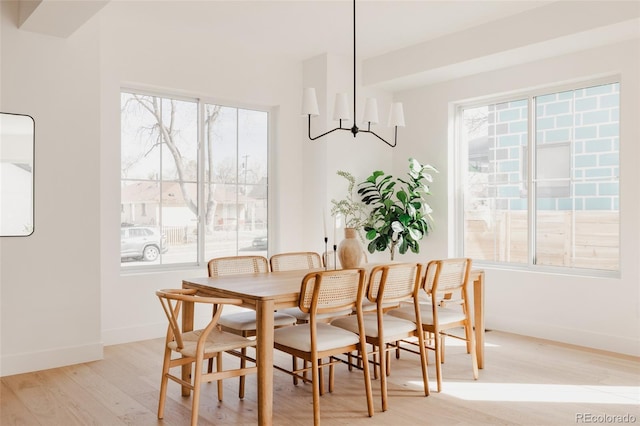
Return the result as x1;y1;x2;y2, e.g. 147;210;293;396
407;381;640;404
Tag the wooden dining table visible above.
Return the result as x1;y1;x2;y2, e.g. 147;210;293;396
182;267;485;425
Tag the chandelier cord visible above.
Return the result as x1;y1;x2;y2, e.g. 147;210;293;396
353;0;357;128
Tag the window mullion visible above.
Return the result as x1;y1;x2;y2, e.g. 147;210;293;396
528;97;536;267
158;97;164;264
197;99;205;265
453;105;465;258
235;108;240;255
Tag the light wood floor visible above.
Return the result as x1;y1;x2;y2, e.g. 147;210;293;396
2;331;639;425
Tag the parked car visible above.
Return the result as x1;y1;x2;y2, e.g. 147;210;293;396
252;235;267;250
121;226;168;261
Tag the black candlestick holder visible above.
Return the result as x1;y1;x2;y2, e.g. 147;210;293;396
324;237;328;270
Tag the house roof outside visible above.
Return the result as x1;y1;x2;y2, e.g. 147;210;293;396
121;181;265;205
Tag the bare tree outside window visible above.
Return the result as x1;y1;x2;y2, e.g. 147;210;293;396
120;91;268;268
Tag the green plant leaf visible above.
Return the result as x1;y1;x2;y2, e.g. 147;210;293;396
358;158;437;258
407;204;416;217
409;227;422;241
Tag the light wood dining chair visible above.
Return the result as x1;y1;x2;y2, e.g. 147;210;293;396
271;252;348;323
270;251;323;385
207;255;270;276
156;288;257;426
273;268;374;425
389;258;478;392
331;263;430;411
207;255;296;398
270;251;322;272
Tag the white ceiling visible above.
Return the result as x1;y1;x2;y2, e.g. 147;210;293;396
101;0;552;60
17;0;639;90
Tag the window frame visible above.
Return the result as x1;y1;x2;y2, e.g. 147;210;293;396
453;76;620;278
120;87;271;273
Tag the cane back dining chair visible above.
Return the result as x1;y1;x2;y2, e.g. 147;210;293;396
155;289;257;426
207;255;296;398
331;263;430;411
270;251;322;272
389;258;478;392
273;268;374;426
270;252;349;323
270;251;323;385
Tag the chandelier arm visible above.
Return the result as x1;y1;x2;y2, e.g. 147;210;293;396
360;127;398;148
307;115;350;141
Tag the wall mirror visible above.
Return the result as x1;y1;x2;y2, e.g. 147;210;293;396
0;112;34;236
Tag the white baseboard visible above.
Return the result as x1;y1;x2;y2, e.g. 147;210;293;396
486;315;640;357
0;342;103;377
101;322;166;346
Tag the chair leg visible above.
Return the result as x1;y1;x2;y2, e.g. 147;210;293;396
157;348;172;419
386;345;391;376
434;329;443;392
360;343;374;418
292;355;299;385
191;357;203;426
416;328;430;397
311;356;321;426
318;359;325;396
440;335;446;364
464;321;473;354
467;322;479;380
329;359;335;393
379;342;388;412
303;360;309;383
217;354;223;401
372;348;378;380
239;347;247;399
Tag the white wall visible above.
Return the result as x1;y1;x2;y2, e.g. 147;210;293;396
0;1;102;375
391;40;640;356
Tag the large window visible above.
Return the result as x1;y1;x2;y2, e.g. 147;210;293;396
120;91;268;269
457;80;619;274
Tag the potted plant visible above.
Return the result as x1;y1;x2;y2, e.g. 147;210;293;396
330;171;369;267
330;170;369;233
358;158;437;261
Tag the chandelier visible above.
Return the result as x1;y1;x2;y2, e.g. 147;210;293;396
301;0;404;148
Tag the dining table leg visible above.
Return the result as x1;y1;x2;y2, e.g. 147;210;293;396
256;299;275;425
473;271;485;369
